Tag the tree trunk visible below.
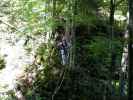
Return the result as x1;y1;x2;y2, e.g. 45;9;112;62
120;30;128;96
128;0;133;99
69;0;77;68
109;0;115;96
110;0;115;72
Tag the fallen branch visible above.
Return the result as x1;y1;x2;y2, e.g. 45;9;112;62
51;67;67;100
0;19;17;30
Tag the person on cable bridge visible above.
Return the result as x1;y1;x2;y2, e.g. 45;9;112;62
56;31;69;65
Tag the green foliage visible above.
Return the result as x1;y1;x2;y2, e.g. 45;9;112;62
1;0;127;99
0;90;16;100
33;42;62;98
88;36;122;79
18;41;63;99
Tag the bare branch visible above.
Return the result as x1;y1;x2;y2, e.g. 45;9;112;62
51;68;67;100
0;19;17;30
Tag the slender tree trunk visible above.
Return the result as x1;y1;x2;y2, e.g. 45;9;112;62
110;0;115;72
69;0;77;68
120;30;128;96
128;0;133;99
109;0;115;96
110;0;115;28
50;0;56;39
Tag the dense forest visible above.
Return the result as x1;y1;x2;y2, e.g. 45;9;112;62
0;0;133;100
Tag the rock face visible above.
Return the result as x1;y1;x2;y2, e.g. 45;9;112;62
0;19;36;95
0;16;47;99
0;32;34;92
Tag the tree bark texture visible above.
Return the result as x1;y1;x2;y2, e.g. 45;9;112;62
128;0;133;99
